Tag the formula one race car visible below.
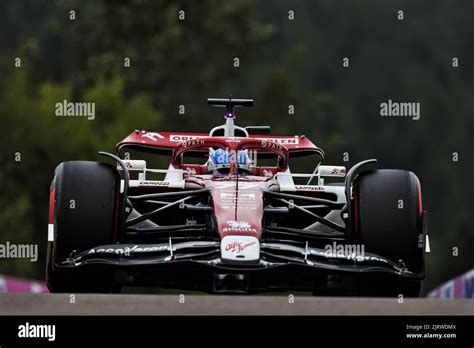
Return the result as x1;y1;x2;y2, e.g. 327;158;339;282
46;97;428;296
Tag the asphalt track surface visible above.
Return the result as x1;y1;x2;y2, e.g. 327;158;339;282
0;293;472;315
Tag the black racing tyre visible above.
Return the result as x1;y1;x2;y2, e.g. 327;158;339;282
354;169;424;296
46;161;121;293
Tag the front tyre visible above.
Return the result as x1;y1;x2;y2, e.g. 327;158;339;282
354;169;425;296
46;161;121;293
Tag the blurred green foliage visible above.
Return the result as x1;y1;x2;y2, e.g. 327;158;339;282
0;0;472;294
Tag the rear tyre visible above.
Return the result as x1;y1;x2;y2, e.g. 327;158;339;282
46;161;121;293
354;169;424;296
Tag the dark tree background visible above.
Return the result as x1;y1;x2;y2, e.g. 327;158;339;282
0;0;472;294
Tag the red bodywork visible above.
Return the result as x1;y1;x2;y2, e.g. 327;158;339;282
117;131;324;241
204;178;267;239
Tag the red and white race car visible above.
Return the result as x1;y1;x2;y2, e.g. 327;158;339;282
46;97;428;295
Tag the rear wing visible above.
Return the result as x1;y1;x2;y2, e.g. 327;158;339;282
117;131;324;156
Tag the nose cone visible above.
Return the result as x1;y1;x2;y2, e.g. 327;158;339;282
209;181;265;239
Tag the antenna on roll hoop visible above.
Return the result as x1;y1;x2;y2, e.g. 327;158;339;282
207;95;253;137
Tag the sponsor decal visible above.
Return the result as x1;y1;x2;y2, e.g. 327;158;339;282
219;191;257;210
121;160;146;171
225;240;257;254
181;139;205;148
260;140;284;151
87;245;168;256
227;220;251;229
142;132;164;141
220;235;260;262
331;167;346;175
318;166;346;177
170;134;206;142
169;135;299;145
223;220;257;234
257;137;299;145
314;242;387;263
18;322;56;341
295;185;325;191
138;181;170;187
262;169;274;177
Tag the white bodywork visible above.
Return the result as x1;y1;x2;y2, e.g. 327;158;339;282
275;166;347;203
117;160;186;191
220;235;260;263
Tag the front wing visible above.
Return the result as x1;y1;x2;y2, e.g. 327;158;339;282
54;240;424;294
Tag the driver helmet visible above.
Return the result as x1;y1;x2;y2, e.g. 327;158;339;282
208;148;252;174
